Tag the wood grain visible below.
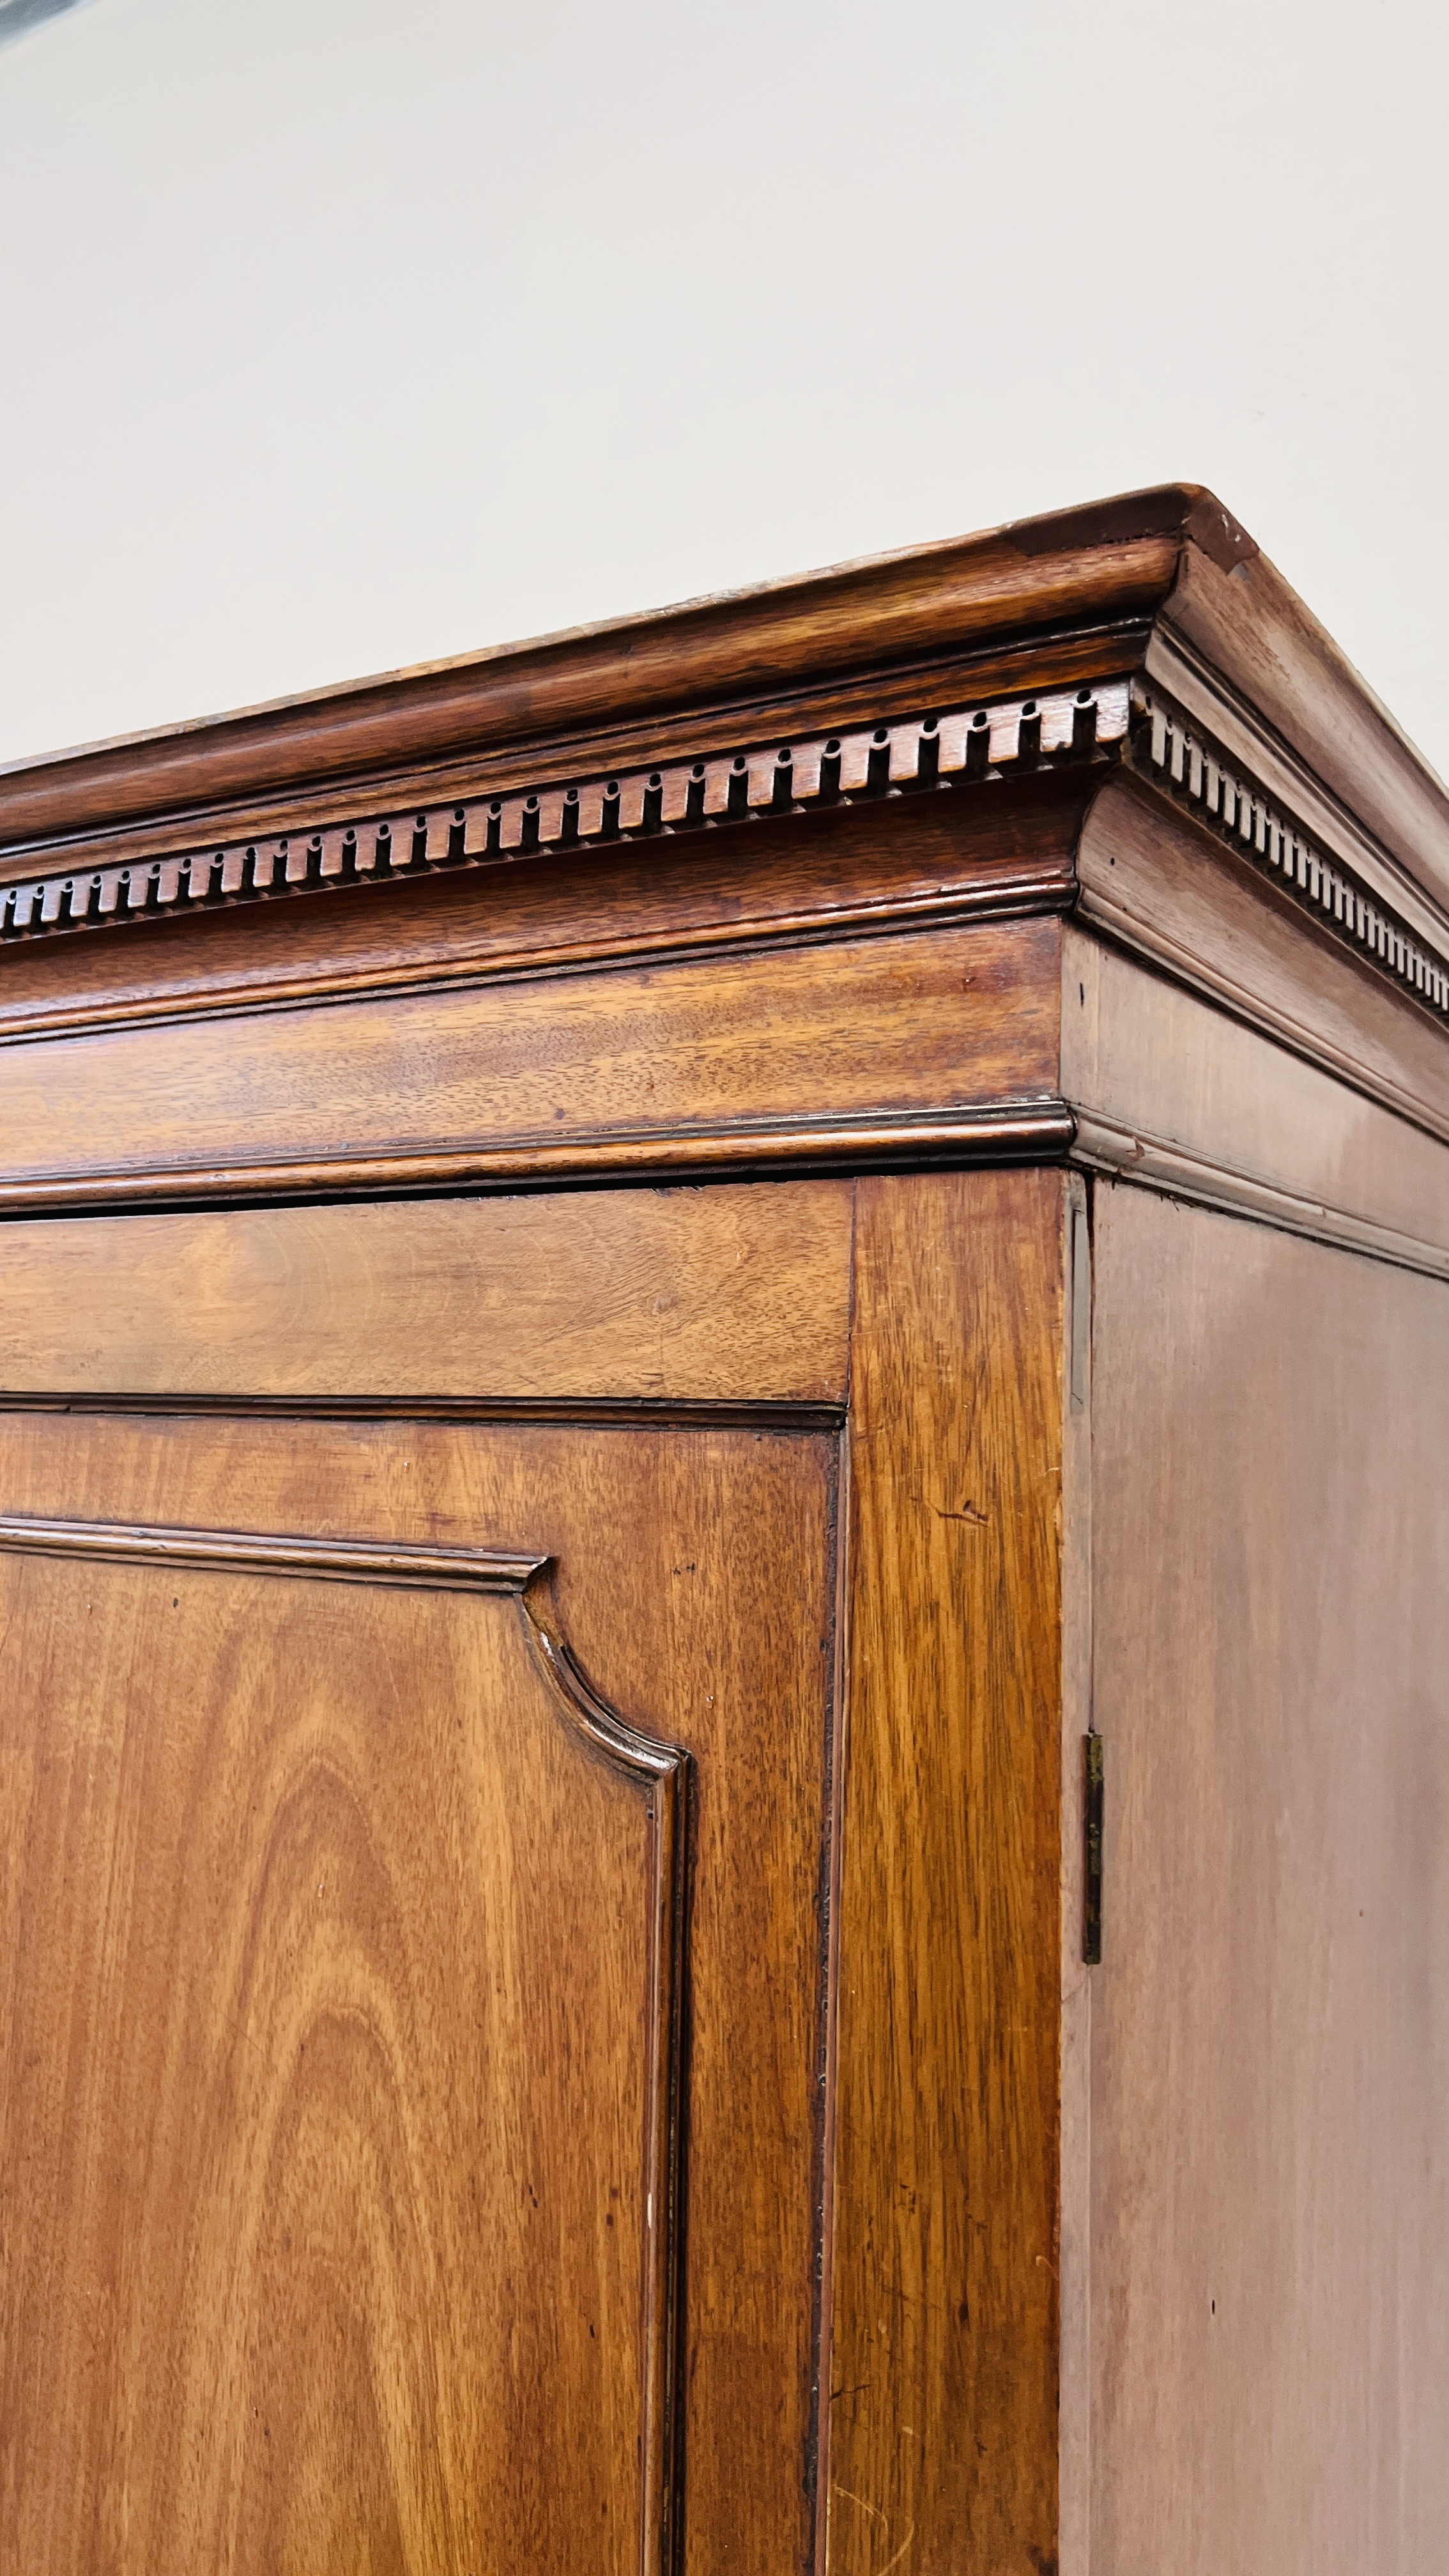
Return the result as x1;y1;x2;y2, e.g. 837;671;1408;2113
0;1105;1072;1214
2;475;1448;2576
0;1406;841;2574
1158;530;1449;921
1062;921;1449;1276
1087;1188;1449;2575
0;1183;855;1402
0;642;1130;917
0;769;1091;1045
1127;668;1449;1000
1058;1171;1094;2576
0;689;1125;929
0;919;1064;1208
0;1532;682;2572
0;489;1208;850
827;1169;1066;2573
1075;773;1449;1142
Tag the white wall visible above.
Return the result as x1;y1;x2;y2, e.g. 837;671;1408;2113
1;0;1445;774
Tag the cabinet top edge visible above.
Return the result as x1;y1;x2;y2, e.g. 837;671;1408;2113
4;480;1449;996
0;487;1209;854
4;479;1431;865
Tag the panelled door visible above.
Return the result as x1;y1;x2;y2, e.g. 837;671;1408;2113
0;1183;853;2576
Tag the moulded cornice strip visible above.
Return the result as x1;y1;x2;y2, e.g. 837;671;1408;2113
1071;1108;1449;1282
0;684;1130;949
1072;873;1449;1151
1126;677;1449;1025
0;1100;1078;1212
1144;624;1449;962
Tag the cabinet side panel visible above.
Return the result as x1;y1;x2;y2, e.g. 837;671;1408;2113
829;1169;1066;2572
1090;1188;1449;2575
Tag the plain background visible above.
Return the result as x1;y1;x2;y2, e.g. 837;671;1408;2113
1;0;1445;776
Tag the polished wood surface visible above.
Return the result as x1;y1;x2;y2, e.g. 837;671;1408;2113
0;1402;840;2573
0;1176;1077;2571
0;486;1215;850
7;477;1448;983
1075;774;1449;1140
829;1170;1065;2573
0;918;1064;1210
1086;1188;1449;2574
0;1183;855;1402
0;694;1123;970
1062;921;1449;1277
1057;1172;1094;2576
0;1526;680;2572
1149;533;1449;916
1;488;1447;2574
0;770;1091;1045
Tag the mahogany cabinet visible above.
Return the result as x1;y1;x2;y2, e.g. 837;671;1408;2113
0;485;1445;2573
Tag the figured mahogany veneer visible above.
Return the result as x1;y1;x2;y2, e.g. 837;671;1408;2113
1;487;1446;2576
0;1510;689;2568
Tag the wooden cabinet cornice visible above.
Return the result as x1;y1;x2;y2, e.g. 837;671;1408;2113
0;487;1445;2575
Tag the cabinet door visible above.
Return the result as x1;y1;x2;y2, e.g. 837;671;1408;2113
0;1185;851;2576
